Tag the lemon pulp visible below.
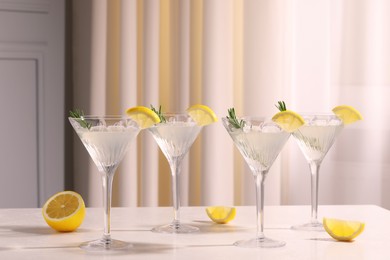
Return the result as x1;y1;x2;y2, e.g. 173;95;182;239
126;106;161;128
272;110;305;132
42;191;86;232
323;217;365;241
187;104;218;126
332;105;363;125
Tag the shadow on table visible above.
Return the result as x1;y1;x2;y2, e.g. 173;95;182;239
307;238;342;242
111;222;250;234
192;220;251;233
0;225;151;236
70;242;177;256
0;225;57;236
0;243;234;256
0;242;176;255
186;243;233;248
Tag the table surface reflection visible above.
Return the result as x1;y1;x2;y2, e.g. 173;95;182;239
0;205;389;259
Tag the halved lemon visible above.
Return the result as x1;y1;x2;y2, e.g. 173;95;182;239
42;191;86;232
187;104;218;126
332;105;363;125
206;206;236;224
126;106;161;128
272;110;305;132
323;218;365;241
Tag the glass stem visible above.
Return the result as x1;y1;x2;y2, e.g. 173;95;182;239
101;165;117;243
254;171;267;239
309;161;320;224
170;159;181;227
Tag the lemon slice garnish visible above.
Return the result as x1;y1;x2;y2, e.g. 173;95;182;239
323;218;365;241
206;206;236;224
126;106;161;128
42;191;86;232
187;104;218;126
332;105;363;125
272;110;305;132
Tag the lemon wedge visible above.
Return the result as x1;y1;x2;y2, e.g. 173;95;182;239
126;106;161;128
187;104;218;126
272;110;305;132
206;206;236;224
42;191;86;232
332;105;363;125
323;218;365;241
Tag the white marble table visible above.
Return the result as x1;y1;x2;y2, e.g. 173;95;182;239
0;205;389;259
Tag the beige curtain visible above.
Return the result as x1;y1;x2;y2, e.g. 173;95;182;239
72;0;390;209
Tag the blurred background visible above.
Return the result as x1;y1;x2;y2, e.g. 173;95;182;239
1;0;389;209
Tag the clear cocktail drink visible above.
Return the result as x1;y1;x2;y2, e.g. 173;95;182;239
291;114;343;231
223;117;290;248
148;114;202;233
69;116;140;250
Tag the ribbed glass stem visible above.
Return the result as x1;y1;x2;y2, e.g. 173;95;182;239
254;171;267;239
309;161;320;224
170;158;182;227
101;164;118;243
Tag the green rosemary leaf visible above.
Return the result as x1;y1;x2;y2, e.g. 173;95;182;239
226;108;245;129
69;109;91;129
275;101;287;112
150;105;166;123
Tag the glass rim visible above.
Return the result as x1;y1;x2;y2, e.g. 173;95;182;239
297;113;338;116
297;114;343;121
68;115;130;119
159;112;191;116
221;116;270;121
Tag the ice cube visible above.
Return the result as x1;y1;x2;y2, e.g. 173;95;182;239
314;119;328;126
243;124;251;133
90;125;107;132
307;116;327;126
168;117;176;123
97;119;106;127
328;119;342;126
107;125;125;132
114;121;124;127
261;123;281;133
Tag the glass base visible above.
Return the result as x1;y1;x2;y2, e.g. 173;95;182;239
152;222;199;234
234;237;286;248
80;238;132;251
291;221;324;231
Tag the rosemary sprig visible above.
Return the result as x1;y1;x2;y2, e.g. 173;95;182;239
69;109;91;129
226;108;245;129
150;105;166;123
275;101;287;111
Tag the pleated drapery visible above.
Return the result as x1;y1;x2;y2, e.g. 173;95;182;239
71;0;390;209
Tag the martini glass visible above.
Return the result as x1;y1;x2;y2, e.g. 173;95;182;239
69;116;140;250
148;113;203;233
222;117;290;248
291;114;343;231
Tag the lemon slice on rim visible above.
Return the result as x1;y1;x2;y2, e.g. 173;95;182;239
187;104;218;126
323;218;365;241
332;105;363;125
272;110;305;132
126;106;161;128
42;191;86;232
206;206;236;224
